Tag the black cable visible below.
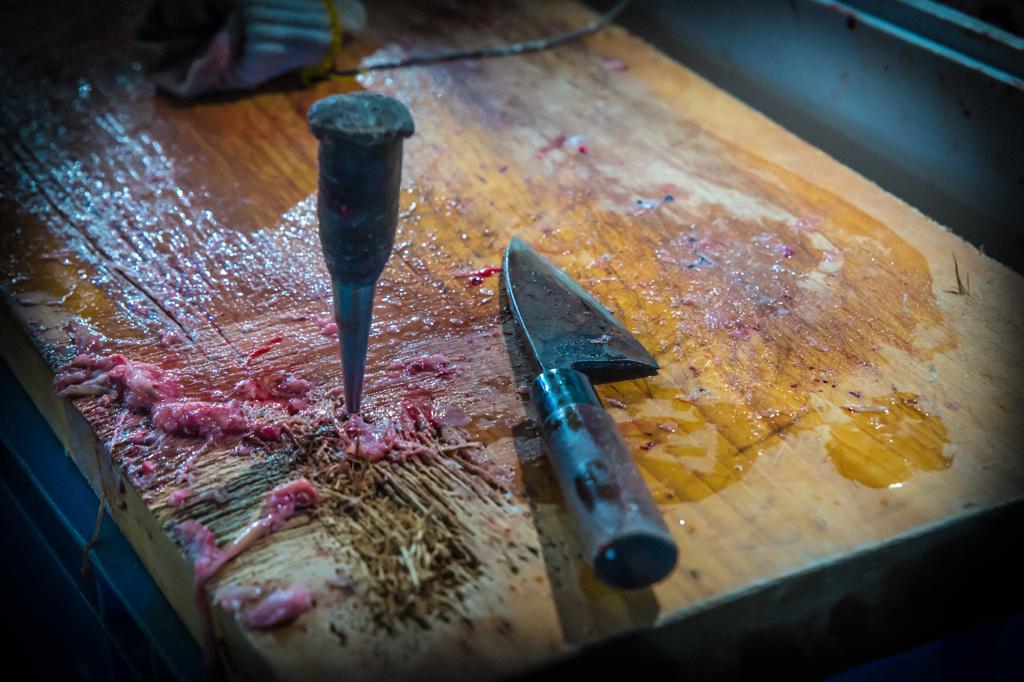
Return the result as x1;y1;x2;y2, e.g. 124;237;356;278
331;0;632;77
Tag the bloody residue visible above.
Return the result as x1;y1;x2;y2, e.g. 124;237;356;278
453;267;501;286
261;478;323;530
218;478;324;565
229;375;312;404
246;336;283;364
537;134;567;154
387;354;464;377
173;518;231;671
399;385;438;431
343;415;394;461
340;389;446;462
659;226;802;340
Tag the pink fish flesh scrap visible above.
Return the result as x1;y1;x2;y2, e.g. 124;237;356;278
343;415;393;461
214;584;264;614
173;478;323;667
55;354;181;407
65;319;109;354
314;316;338;338
337;388;453;462
214;583;315;629
222;374;313;416
243;585;313;629
175;477;322;591
54;353;315;439
151;401;249;439
225;478;324;560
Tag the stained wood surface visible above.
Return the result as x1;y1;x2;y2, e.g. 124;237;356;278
2;0;1024;680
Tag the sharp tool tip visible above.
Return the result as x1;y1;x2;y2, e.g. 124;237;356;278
332;281;376;415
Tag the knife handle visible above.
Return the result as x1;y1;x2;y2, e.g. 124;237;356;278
532;368;678;589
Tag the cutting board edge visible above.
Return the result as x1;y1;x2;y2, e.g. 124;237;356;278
0;300;206;646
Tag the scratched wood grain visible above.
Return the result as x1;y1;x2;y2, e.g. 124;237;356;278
1;0;1023;680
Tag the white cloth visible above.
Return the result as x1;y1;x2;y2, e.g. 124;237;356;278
135;0;366;96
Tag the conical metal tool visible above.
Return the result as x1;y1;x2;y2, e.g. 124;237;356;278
308;93;414;414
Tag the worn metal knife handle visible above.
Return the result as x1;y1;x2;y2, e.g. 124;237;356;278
532;368;678;589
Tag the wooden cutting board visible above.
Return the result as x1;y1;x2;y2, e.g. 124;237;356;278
2;0;1022;680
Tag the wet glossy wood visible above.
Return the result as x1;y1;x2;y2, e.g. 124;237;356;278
1;0;1023;679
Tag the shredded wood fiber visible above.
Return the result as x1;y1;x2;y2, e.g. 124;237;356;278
81;382;519;632
274;398;514;631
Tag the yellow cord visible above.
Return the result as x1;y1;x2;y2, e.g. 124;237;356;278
299;0;344;85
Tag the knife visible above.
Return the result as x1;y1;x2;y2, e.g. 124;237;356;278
503;236;678;589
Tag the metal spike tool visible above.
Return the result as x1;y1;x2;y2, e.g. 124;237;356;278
308;93;414;414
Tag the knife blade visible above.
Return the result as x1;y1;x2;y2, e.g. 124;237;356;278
504;236;678;589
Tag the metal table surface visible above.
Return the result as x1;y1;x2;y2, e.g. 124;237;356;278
588;0;1024;272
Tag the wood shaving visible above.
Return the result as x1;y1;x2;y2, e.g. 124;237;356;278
277;398;512;632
